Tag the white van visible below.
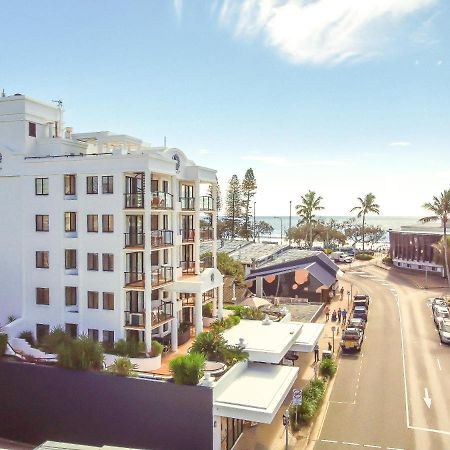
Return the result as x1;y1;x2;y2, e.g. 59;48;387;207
330;251;353;263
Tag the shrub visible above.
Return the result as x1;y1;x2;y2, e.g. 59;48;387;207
242;307;264;320
7;315;17;324
228;315;240;326
224;305;247;318
355;253;373;261
151;340;164;357
382;255;393;265
57;335;104;371
0;334;7;356
202;302;214;318
109;357;136;377
320;358;337;378
169;352;206;385
290;378;326;427
114;338;145;357
19;331;35;347
324;248;333;255
210;315;240;333
114;339;128;356
42;326;72;353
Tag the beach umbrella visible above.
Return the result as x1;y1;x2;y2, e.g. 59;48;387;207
239;296;271;309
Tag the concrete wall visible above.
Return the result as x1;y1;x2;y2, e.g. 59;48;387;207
0;361;213;450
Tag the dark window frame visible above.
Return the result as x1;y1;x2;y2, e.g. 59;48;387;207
29;122;37;137
102;214;114;233
88;291;99;309
36;251;49;269
64;212;77;232
64;174;76;196
102;176;114;194
103;292;114;310
102;330;114;346
65;249;77;270
102;253;114;272
87;253;99;271
88;329;99;342
36;323;50;343
35;215;49;232
36;287;49;305
65;286;77;306
87;214;98;232
35;178;49;195
86;176;98;194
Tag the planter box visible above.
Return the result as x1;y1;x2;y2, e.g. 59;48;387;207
178;328;191;346
104;354;162;371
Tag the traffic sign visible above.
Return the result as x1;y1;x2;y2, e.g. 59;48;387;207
292;389;302;406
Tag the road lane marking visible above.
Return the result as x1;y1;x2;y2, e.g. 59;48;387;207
437;359;442;371
387;447;405;450
409;424;450;436
423;387;432;408
321;439;338;443
363;445;381;448
342;442;360;446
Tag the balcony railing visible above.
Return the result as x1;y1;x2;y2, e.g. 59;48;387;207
200;228;214;241
151;191;173;209
151;301;173;328
199;196;214;211
180;197;195;210
200;256;214;271
151;266;173;287
180;228;195;242
202;289;215;304
181;260;196;275
124;193;144;209
151;230;173;248
124;311;145;328
124;232;145;248
124;271;145;288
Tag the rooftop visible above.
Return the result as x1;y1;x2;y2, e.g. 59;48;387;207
228;242;289;265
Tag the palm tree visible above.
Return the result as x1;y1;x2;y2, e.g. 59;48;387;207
420;189;450;286
350;193;380;251
296;190;324;248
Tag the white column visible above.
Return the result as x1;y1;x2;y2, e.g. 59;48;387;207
212;183;218;268
171;293;179;351
144;171;153;352
256;276;263;297
218;284;224;320
194;180;201;274
194;292;203;335
212;416;221;450
171;175;179;279
212;287;218;319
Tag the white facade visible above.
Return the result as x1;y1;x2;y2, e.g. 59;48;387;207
0;94;222;350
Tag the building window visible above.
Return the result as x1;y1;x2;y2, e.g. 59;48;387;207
36;324;50;343
87;214;98;232
36;251;49;269
64;212;77;232
64;174;76;196
87;253;99;271
102;176;114;194
35;215;49;232
29;122;37;137
103;292;114;310
88;329;99;342
102;215;114;233
163;323;169;333
65;249;77;269
65;286;77;306
86;176;98;194
65;323;78;339
102;330;114;347
102;253;114;272
35;178;49;195
36;288;49;305
432;267;437;271
87;291;99;309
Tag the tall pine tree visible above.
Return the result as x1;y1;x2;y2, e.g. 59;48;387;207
241;168;257;240
225;174;242;239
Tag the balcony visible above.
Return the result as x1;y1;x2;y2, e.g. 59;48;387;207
151;230;174;248
124;311;145;328
199;196;214;211
202;289;215;304
124;271;145;289
124;193;144;209
151;266;174;287
151;192;173;210
180;228;195;242
124;232;145;248
200;256;214;271
181;260;196;275
180;197;195;210
200;228;214;241
151;301;173;328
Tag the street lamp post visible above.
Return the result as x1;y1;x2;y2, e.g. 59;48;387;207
331;326;336;354
274;216;283;245
282;409;289;450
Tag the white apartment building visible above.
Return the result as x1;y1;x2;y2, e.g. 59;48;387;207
0;93;223;351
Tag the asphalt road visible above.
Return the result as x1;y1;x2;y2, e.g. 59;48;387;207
313;266;450;450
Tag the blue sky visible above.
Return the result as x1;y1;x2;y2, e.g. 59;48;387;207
1;0;449;216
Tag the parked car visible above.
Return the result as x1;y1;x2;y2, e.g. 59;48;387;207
354;294;370;309
347;318;366;333
353;306;368;321
340;328;364;352
330;251;353;263
433;306;450;328
438;319;450;344
432;297;448;313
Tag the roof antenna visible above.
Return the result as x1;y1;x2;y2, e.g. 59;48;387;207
52;99;63;108
1;89;5;98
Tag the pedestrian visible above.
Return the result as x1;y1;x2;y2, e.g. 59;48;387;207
324;305;330;321
328;342;332;352
342;308;347;325
340;286;344;300
331;310;337;321
337;308;342;323
314;343;320;362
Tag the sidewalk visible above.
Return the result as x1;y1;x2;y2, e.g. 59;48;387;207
234;283;354;450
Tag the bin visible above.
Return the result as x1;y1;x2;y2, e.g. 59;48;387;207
322;350;332;359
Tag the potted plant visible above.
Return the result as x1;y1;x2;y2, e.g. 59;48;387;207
169;352;206;385
202;302;216;327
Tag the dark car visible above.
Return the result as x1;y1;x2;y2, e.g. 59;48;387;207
353;306;368;321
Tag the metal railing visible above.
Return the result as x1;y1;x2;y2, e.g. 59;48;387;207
151;301;173;327
150;230;173;248
124;193;145;209
124;271;145;287
151;266;174;287
181;260;196;274
200;256;214;271
180;228;195;242
199;196;214;211
124;232;145;248
151;191;173;209
200;228;214;241
180;196;195;210
124;311;145;327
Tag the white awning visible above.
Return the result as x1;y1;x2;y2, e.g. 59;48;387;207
290;322;325;352
164;268;223;294
213;362;298;424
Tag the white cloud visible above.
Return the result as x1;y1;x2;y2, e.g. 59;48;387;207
216;0;436;65
437;59;443;65
173;0;183;21
389;141;411;147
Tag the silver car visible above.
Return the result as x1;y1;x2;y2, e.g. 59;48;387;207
438;319;450;344
433;306;450;327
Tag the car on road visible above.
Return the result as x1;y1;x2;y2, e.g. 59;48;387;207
433;306;450;328
432;297;448;313
348;318;366;333
353;306;368;321
353;294;370;309
330;251;354;263
340;328;364;352
438;319;450;344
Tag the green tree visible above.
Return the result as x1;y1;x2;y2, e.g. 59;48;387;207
240;168;257;240
420;189;450;286
225;174;242;239
202;251;244;282
254;220;274;241
296;190;324;248
207;179;222;212
350;193;380;251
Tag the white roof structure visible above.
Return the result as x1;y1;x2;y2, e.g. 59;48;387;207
213;361;298;423
222;319;302;364
290;322;325;352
